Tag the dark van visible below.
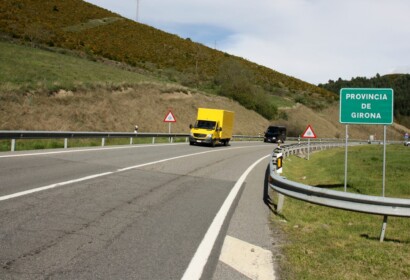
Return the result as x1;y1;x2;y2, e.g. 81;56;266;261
264;126;286;143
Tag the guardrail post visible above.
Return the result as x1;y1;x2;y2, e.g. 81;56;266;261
11;139;16;151
379;215;388;242
130;137;133;145
152;137;155;144
64;138;68;149
102;137;105;147
277;192;285;213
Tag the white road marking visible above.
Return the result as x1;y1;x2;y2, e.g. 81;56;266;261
0;146;256;202
0;143;183;158
0;172;113;201
116;148;231;172
181;155;270;280
220;235;276;280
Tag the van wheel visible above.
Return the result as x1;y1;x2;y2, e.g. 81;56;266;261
211;140;216;147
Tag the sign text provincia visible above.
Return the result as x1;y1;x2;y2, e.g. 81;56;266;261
339;88;393;125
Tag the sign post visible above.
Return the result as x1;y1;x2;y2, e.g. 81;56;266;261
301;125;317;160
344;125;349;192
340;88;394;195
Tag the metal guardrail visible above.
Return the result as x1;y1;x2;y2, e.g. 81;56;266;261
0;130;191;151
269;173;410;217
0;130;265;151
268;142;410;242
0;130;189;140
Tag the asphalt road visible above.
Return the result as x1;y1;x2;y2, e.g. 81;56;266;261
0;142;278;279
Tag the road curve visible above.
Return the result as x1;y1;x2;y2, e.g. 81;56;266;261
0;142;277;279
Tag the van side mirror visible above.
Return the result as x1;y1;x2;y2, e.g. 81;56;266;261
189;124;193;129
219;127;223;132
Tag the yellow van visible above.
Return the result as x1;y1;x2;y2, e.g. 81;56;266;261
189;108;234;147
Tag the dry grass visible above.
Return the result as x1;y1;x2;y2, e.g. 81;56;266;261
0;83;270;135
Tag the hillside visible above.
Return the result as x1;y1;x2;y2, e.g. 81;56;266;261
2;39;407;140
0;40;270;134
0;0;337;120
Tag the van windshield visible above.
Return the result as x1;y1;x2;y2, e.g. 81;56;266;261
267;127;280;134
195;120;216;130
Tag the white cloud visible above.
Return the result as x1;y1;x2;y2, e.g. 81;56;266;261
85;0;410;84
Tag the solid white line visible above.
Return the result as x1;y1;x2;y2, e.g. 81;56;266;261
116;148;233;172
0;143;184;158
0;146;256;202
181;154;270;280
0;172;113;201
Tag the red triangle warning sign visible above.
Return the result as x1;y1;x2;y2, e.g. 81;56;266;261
163;111;176;122
302;125;317;138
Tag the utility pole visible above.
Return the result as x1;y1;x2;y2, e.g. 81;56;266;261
136;0;140;22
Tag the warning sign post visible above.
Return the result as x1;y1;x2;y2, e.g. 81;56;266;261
302;125;316;160
163;111;176;142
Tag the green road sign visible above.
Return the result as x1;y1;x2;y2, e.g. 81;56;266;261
339;88;394;125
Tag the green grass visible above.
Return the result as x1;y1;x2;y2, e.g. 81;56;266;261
269;95;295;109
274;145;410;280
0;40;155;93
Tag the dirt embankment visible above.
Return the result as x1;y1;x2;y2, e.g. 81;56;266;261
0;83;406;140
0;83;269;135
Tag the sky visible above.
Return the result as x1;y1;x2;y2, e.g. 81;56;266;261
84;0;410;85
